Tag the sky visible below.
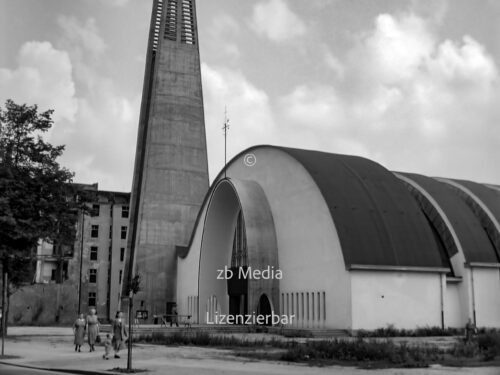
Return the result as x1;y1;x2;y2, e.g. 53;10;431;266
1;0;499;192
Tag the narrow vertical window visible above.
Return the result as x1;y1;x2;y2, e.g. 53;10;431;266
89;269;97;283
88;292;96;307
90;246;98;261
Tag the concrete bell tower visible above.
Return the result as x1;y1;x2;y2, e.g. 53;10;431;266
123;0;209;316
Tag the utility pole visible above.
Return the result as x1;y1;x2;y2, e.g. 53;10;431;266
78;210;84;314
1;269;7;356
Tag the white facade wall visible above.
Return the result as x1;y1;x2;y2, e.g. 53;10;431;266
176;204;206;323
472;267;500;327
176;147;352;329
351;270;443;330
445;282;462;328
226;148;352;329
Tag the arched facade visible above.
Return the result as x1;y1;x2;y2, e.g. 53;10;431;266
176;145;500;330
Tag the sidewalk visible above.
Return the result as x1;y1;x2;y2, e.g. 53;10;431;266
1;327;499;375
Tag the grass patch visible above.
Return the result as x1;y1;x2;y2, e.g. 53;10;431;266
108;368;148;373
135;329;500;368
280;338;442;368
0;354;21;359
356;324;462;338
137;331;281;347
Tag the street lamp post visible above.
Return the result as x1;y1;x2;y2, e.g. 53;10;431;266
77;210;84;314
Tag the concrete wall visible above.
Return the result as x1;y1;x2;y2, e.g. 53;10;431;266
176;204;207;323
223;148;352;329
472;267;500;327
351;270;442;330
126;0;209;317
8;284;78;325
197;182;240;323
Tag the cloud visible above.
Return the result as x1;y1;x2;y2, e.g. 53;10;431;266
51;84;139;192
272;12;500;183
85;0;130;7
249;0;306;42
206;13;241;61
45;15;139;192
279;85;345;129
0;41;77;122
201;63;275;180
57;16;107;59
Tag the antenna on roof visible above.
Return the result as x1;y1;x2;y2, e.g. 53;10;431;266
222;106;230;179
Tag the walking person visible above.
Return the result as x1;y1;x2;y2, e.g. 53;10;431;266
86;308;100;352
73;313;86;352
111;311;128;358
170;305;179;327
102;333;112;360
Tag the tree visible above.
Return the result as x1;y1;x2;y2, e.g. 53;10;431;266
0;99;79;352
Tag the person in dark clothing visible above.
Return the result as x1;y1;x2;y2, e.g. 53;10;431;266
170;306;179;327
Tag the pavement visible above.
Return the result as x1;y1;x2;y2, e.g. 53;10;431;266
1;327;500;375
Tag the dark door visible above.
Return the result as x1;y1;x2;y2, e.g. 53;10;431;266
257;294;272;326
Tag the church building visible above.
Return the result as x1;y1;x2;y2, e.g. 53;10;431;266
175;146;500;330
124;0;500;331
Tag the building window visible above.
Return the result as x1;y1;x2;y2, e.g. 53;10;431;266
119;270;123;284
120;247;125;262
90;246;98;261
122;205;129;218
51;269;56;281
88;292;96;307
121;226;127;240
109;225;113;239
89;269;97;283
91;225;99;238
91;204;100;216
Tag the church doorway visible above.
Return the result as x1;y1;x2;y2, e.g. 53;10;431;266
257;294;273;326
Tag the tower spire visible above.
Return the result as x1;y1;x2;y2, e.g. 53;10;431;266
122;0;209;316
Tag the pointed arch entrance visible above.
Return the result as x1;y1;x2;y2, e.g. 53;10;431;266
198;178;279;323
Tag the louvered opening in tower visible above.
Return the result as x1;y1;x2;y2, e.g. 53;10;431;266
181;0;195;45
164;0;178;41
152;0;163;51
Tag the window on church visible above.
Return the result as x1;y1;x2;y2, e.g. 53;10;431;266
306;293;310;321
323;291;326;320
164;0;177;42
231;211;247;268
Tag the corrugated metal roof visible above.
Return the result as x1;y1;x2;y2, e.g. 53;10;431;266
278;147;446;268
399;173;498;264
447;179;500;260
